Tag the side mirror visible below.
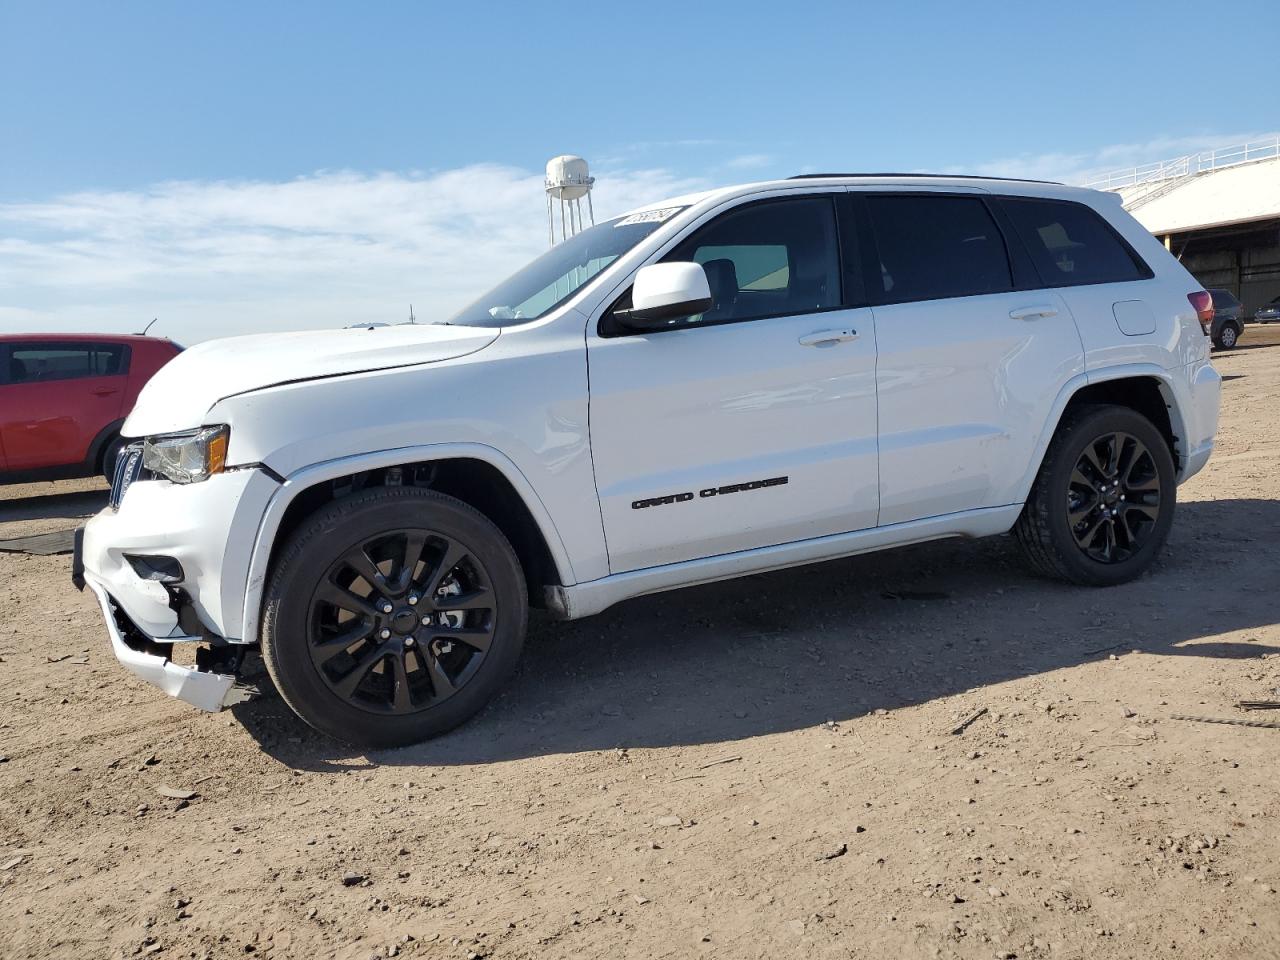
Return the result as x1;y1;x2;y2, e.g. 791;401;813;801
623;262;713;329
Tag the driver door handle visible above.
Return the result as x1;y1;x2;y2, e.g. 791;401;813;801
1009;305;1059;320
798;328;859;347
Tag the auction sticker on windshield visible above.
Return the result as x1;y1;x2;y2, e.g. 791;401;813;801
615;206;686;227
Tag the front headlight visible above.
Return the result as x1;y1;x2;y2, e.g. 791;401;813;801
142;425;230;484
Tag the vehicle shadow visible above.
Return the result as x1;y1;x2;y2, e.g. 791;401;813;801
233;497;1280;771
1229;339;1280;353
0;488;108;524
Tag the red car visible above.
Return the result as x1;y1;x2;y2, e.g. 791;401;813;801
0;334;181;484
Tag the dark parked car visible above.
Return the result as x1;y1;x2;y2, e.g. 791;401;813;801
1255;296;1280;324
1207;288;1244;349
0;333;181;484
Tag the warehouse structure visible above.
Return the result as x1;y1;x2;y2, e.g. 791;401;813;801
1084;137;1280;317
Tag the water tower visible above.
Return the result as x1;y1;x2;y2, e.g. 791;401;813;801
545;155;595;246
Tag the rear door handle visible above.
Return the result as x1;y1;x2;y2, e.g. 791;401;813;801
91;388;119;396
1009;305;1059;320
798;328;859;347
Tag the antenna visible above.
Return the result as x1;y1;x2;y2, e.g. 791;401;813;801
545;155;595;247
408;304;416;325
137;318;158;336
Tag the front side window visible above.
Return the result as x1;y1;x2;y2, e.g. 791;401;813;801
7;343;126;384
866;194;1013;303
1001;197;1147;287
661;196;842;326
447;208;685;328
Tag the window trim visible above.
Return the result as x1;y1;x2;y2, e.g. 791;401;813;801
985;198;1046;291
835;194;869;308
855;190;1020;307
992;195;1155;290
598;194;851;338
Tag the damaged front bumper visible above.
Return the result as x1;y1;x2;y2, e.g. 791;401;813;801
74;467;277;713
82;576;257;712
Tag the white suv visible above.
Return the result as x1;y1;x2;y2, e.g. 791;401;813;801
75;174;1222;747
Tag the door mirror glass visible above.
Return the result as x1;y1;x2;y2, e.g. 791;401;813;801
623;262;713;328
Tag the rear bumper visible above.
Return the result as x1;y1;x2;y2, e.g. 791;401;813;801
83;577;255;712
1178;358;1221;484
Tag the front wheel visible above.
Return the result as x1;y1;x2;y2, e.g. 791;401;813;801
1015;404;1176;586
261;487;527;747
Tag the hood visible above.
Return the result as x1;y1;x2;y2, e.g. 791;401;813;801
124;323;499;436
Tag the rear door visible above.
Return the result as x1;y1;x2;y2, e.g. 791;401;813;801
1;341;130;471
587;192;879;573
996;196;1159;358
858;191;1083;525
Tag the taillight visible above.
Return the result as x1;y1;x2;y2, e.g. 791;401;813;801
1188;291;1214;335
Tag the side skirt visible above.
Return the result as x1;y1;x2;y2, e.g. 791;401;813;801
545;504;1022;620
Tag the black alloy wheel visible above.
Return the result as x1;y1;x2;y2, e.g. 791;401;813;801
308;529;495;715
1014;404;1176;586
1066;431;1161;564
261;486;527;747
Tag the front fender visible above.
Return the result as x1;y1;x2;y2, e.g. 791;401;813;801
238;442;577;646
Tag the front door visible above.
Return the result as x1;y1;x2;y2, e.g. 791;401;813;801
587;194;879;574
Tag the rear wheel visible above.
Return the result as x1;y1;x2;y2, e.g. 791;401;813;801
1214;323;1240;349
1015;404;1176;586
261;487;527;747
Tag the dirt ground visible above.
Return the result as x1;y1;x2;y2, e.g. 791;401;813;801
2;329;1279;960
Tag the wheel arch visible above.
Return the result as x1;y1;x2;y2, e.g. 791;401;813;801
240;444;575;645
1016;368;1186;505
85;417;127;472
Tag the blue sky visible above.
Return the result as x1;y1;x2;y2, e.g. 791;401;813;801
2;0;1277;341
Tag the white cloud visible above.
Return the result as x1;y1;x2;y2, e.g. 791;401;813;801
0;164;707;344
972;130;1280;185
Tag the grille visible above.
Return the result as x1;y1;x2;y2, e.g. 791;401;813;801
109;443;148;510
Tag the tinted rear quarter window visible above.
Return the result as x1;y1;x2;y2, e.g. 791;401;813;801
865;194;1013;303
7;343;127;384
1002;197;1148;287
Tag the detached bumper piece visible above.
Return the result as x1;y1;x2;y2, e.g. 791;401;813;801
86;581;258;712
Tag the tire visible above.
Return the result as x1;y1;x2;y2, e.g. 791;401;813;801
1214;323;1239;350
100;435;125;484
260;486;527;748
1014;404;1176;587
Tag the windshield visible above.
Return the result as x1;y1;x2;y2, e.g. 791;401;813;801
446;208;685;328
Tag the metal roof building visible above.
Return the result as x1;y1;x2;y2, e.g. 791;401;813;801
1085;138;1280;317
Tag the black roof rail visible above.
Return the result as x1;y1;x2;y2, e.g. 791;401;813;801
788;172;1062;185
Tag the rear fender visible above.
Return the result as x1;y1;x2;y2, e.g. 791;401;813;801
1012;365;1187;505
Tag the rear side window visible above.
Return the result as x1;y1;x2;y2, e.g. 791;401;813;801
1001;198;1148;287
1210;289;1239;309
7;343;128;384
865;195;1013;303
